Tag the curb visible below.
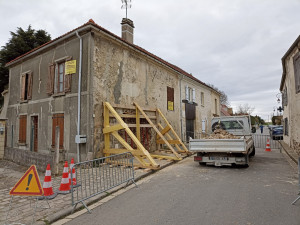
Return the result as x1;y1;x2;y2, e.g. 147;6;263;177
39;156;187;224
279;141;299;164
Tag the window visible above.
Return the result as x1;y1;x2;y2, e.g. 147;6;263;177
215;99;218;115
47;58;72;95
185;86;195;103
57;62;65;93
52;113;64;149
201;92;204;106
20;72;33;101
212;120;244;131
284;118;288;136
167;86;174;111
19;115;27;143
293;53;300;93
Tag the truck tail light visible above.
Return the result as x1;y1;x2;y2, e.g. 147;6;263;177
194;156;202;161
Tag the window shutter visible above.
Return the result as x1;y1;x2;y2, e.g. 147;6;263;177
47;63;55;95
19;115;27;143
185;86;189;100
27;72;33;100
192;88;195;102
20;74;26;101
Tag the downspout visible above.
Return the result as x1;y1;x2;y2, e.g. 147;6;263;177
179;75;183;141
76;31;82;163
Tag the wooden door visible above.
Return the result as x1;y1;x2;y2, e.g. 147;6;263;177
32;116;38;152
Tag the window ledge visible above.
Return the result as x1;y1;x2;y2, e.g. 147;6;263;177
52;92;66;97
20;100;28;104
18;142;27;146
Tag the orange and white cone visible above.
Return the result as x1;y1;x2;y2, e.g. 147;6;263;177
38;164;57;200
265;138;271;152
70;158;80;188
58;161;71;194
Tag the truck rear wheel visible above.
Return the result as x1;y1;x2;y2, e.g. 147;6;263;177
199;162;206;166
250;146;255;157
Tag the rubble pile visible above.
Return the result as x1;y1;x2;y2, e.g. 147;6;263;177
205;128;239;139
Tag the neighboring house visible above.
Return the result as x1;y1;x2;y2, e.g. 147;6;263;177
181;76;220;140
280;35;300;156
4;18;220;169
221;104;232;116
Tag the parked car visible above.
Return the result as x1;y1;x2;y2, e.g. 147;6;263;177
272;126;283;140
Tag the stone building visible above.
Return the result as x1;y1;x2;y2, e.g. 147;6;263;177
4;19;220;169
280;35;300;156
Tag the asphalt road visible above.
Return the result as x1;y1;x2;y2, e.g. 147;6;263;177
65;148;300;225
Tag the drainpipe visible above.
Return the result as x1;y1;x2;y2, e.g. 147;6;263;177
179;75;183;141
76;31;82;163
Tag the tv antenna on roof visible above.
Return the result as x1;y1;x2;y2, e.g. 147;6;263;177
121;0;132;19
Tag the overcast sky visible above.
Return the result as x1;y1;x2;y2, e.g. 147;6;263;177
1;0;300;121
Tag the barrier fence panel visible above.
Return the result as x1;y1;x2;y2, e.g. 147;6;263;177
252;134;281;150
71;152;137;213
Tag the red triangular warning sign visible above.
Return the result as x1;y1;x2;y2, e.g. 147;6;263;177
9;165;44;196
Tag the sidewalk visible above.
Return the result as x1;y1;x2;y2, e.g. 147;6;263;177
0;158;179;225
280;141;299;164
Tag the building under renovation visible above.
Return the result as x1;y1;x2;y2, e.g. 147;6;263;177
3;19;220;170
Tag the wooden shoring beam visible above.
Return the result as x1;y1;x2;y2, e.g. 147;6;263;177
133;102;182;160
150;154;180;161
103;102;159;169
156;108;190;154
157;123;188;154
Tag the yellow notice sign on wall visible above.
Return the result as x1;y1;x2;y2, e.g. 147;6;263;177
65;60;76;75
168;101;174;111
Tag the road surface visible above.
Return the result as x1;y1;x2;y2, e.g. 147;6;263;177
63;147;300;225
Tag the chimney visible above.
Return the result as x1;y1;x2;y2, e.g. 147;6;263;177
121;18;134;44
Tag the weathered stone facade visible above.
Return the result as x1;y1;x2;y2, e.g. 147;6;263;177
4;20;220;169
280;35;300;156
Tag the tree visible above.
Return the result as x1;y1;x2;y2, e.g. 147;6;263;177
236;103;255;115
207;84;230;106
251;115;265;125
0;26;51;105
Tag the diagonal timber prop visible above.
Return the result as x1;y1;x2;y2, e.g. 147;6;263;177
156;108;191;155
133;102;184;160
103;102;159;169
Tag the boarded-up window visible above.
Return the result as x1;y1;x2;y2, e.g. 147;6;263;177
52;113;64;149
167;86;174;111
185;103;196;120
20;72;33;101
19;115;27;143
293;53;300;94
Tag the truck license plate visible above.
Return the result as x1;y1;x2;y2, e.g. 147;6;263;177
209;157;228;161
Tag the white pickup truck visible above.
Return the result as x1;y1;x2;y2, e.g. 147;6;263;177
189;116;255;167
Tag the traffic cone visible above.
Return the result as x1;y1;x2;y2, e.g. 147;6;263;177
70;158;77;186
265;138;271;152
38;164;57;200
58;161;71;194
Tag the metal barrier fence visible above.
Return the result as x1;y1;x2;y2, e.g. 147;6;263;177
71;152;137;213
252;134;281;149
